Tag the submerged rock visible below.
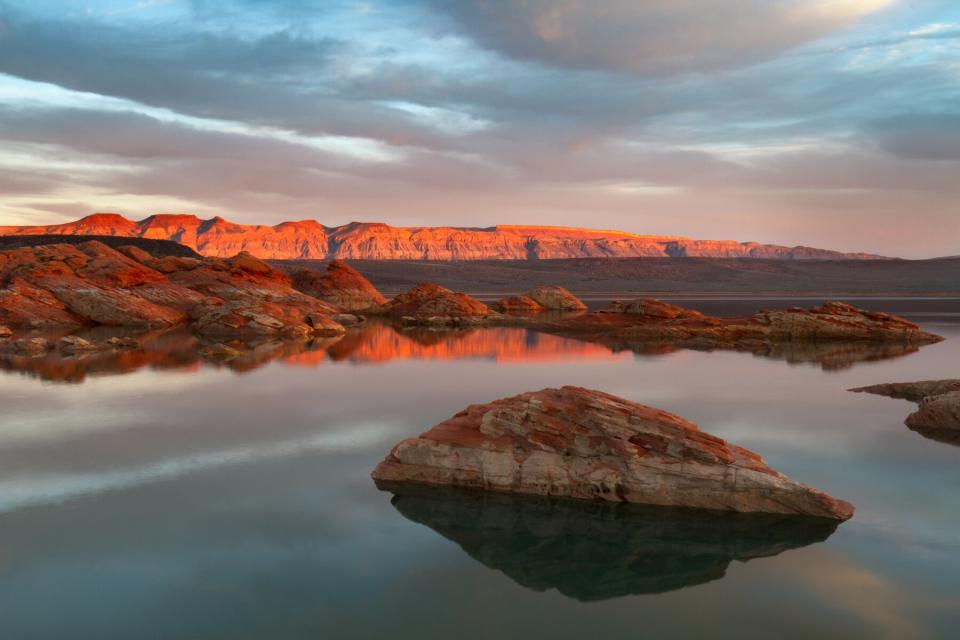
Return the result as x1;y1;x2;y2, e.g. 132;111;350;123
378;484;841;600
58;335;103;354
6;337;52;355
851;380;960;442
372;386;853;520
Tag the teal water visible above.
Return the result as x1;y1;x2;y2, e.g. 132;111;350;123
0;300;958;639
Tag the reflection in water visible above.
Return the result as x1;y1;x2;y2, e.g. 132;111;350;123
0;319;929;383
578;336;923;371
379;483;840;602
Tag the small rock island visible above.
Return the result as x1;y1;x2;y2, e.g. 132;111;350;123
372;386;854;520
851;380;960;441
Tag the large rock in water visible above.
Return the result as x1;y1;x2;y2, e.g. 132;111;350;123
851;380;960;442
289;260;387;312
523;285;587;311
379;283;493;325
372;386;853;520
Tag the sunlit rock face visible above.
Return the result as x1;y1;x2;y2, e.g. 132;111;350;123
851;380;960;445
0;214;889;260
372;386;854;520
376;283;494;324
378;484;841;601
0;241;344;337
288;260;387;312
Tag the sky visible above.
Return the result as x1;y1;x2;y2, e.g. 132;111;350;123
0;0;957;258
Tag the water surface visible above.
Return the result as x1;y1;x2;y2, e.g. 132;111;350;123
1;299;958;639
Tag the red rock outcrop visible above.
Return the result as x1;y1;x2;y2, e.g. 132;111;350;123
288;260;386;312
851;380;960;439
0;213;889;260
0;241;344;337
377;283;494;325
545;299;942;346
371;386;854;520
523;285;587;311
495;295;545;313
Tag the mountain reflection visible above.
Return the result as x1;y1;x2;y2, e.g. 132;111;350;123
0;320;925;383
379;483;840;601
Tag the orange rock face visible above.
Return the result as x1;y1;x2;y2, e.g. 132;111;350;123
0;213;888;260
379;283;493;323
288;260;387;312
523;285;587;311
372;386;854;520
0;241;344;337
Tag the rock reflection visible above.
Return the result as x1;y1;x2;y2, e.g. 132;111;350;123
0;320;927;383
580;335;923;371
378;483;840;601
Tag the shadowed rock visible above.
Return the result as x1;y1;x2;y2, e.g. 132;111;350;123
378;483;841;601
372;386;854;520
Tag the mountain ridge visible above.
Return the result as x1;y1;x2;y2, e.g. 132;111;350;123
0;213;890;260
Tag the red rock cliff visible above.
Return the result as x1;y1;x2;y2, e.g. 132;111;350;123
0;214;887;260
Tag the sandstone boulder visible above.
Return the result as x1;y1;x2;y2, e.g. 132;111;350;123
0;325;11;338
495;295;543;313
289;260;387;312
523;285;587;311
380;283;493;324
372;386;853;520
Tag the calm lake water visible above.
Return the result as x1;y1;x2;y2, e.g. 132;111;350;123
1;299;958;639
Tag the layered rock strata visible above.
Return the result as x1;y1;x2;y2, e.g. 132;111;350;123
0;241;345;337
0;213;888;260
372;386;854;520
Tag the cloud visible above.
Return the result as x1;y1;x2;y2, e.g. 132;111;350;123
870;114;960;160
424;0;894;74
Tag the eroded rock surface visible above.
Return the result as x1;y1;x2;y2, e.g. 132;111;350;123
372;386;854;520
289;260;386;312
523;285;587;311
851;380;960;441
377;283;494;325
0;241;344;337
545;299;941;346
